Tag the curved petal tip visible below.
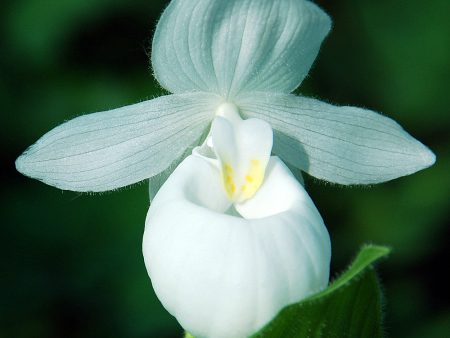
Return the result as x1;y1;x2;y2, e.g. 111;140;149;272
420;145;436;168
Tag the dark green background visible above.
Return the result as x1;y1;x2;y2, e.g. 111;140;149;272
2;0;449;337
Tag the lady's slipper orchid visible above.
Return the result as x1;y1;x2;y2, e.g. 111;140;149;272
15;0;436;337
143;106;331;338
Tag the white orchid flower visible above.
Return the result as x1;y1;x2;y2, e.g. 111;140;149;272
15;0;435;337
143;103;331;338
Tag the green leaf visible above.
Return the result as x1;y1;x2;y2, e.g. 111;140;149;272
185;245;390;338
251;244;390;338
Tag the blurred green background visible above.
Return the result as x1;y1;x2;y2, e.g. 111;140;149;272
1;0;449;337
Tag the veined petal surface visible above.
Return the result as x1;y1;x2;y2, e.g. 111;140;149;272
16;93;220;192
238;93;436;185
143;155;330;338
152;0;331;98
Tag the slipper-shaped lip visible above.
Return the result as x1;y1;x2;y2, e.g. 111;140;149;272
143;154;331;338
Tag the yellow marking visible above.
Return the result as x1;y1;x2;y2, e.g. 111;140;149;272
240;159;264;200
230;183;236;193
223;163;236;198
222;160;265;202
224;164;233;174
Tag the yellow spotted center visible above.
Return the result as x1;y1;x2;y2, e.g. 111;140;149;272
222;159;264;202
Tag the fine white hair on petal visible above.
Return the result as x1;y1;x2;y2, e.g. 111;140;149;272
237;92;436;185
16;93;220;192
152;0;331;98
143;155;330;338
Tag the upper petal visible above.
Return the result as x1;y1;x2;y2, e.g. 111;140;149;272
16;93;220;192
143;155;330;338
152;0;331;98
238;93;436;185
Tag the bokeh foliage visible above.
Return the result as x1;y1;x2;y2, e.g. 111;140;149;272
1;0;449;337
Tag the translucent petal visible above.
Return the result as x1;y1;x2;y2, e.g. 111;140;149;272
143;155;330;338
152;0;331;98
238;93;436;184
16;93;220;192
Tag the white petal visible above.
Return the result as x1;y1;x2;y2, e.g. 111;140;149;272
152;0;331;98
143;155;330;338
211;116;273;202
16;93;220;192
238;93;436;185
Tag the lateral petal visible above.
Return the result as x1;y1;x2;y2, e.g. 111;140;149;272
143;155;330;338
16;93;219;192
238;93;436;184
152;0;331;98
